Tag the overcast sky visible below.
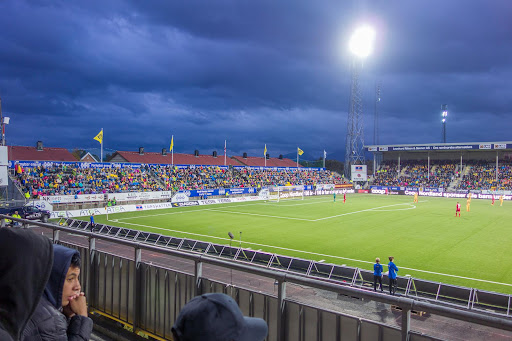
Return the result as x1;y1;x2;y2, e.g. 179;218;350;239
0;0;511;160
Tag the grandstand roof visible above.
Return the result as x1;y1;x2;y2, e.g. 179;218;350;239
110;151;242;166
231;156;299;167
8;145;77;161
365;141;512;153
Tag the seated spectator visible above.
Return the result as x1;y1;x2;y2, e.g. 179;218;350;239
172;293;268;341
0;229;53;341
22;245;93;341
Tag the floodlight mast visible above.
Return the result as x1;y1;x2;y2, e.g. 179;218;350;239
441;104;448;143
345;26;375;179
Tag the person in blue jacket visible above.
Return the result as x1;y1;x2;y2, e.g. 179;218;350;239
22;245;93;340
388;256;399;295
373;258;383;292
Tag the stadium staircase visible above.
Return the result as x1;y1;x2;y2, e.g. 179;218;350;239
7;173;27;201
447;165;467;191
148;168;166;189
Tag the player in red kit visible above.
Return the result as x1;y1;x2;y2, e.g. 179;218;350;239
492;195;495;205
343;192;346;204
455;202;461;217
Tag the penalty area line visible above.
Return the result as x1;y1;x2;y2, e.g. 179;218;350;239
312;202;417;221
109;220;512;288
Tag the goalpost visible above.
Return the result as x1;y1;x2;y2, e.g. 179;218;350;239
268;185;304;202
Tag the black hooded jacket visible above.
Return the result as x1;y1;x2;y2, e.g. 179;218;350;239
0;228;53;341
22;244;93;341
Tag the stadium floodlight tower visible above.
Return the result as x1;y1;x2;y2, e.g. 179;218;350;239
441;104;448;143
344;25;375;179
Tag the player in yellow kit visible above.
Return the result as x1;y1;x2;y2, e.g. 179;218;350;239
413;192;418;203
466;197;471;212
500;195;504;206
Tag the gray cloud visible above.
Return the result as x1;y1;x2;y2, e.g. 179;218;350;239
0;0;511;161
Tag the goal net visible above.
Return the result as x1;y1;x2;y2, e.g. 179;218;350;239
267;186;304;202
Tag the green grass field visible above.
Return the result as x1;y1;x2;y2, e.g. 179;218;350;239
85;194;512;294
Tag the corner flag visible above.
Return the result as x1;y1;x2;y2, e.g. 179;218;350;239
93;129;103;144
297;147;304;156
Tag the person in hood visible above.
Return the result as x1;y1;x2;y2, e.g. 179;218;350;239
0;228;53;341
172;293;268;341
22;245;93;340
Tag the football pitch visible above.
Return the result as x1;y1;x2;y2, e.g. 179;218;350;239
87;194;512;294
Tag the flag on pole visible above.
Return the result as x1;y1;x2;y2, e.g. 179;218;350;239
297;147;304;156
169;135;174;152
324;150;327;158
264;144;267;156
224;140;227;166
93;129;103;144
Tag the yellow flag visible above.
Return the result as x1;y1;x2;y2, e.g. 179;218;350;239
170;136;174;152
264;144;267;156
297;147;304;156
93;129;103;144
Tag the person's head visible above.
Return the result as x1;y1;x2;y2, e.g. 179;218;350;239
172;293;268;341
375;258;380;263
44;245;82;309
0;229;53;341
389;256;394;262
14;211;18;215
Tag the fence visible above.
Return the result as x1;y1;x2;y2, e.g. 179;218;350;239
6;216;512;341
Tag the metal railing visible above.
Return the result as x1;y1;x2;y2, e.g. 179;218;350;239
4;216;512;341
62;218;512;319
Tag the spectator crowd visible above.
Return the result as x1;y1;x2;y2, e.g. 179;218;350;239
13;163;345;198
372;160;511;191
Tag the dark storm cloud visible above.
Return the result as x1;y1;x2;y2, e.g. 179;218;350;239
0;0;511;160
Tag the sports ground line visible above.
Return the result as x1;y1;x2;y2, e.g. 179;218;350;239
107;218;512;288
205;202;418;222
117;200;421;223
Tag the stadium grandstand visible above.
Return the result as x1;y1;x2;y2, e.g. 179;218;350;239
367;141;512;192
8;143;345;199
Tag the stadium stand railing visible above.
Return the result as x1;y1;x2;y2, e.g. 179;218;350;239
8;216;508;341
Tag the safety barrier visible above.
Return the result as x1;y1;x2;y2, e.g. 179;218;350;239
4;216;512;341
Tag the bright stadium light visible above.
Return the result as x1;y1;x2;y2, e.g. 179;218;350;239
349;26;376;58
441;104;448;143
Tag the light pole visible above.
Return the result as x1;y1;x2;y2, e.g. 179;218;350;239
441;104;448;143
344;25;375;179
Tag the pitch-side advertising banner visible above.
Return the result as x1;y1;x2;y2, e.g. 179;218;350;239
107;191;172;202
50;196;262;218
351;165;367;182
41;193;105;204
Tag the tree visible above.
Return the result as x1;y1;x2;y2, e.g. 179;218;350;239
71;148;84;161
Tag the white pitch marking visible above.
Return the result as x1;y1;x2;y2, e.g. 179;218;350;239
109;219;512;288
311;202;417;221
202;208;313;221
119;201;418;223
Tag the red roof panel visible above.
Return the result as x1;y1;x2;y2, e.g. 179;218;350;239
115;151;242;166
8;146;77;162
231;156;299;167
